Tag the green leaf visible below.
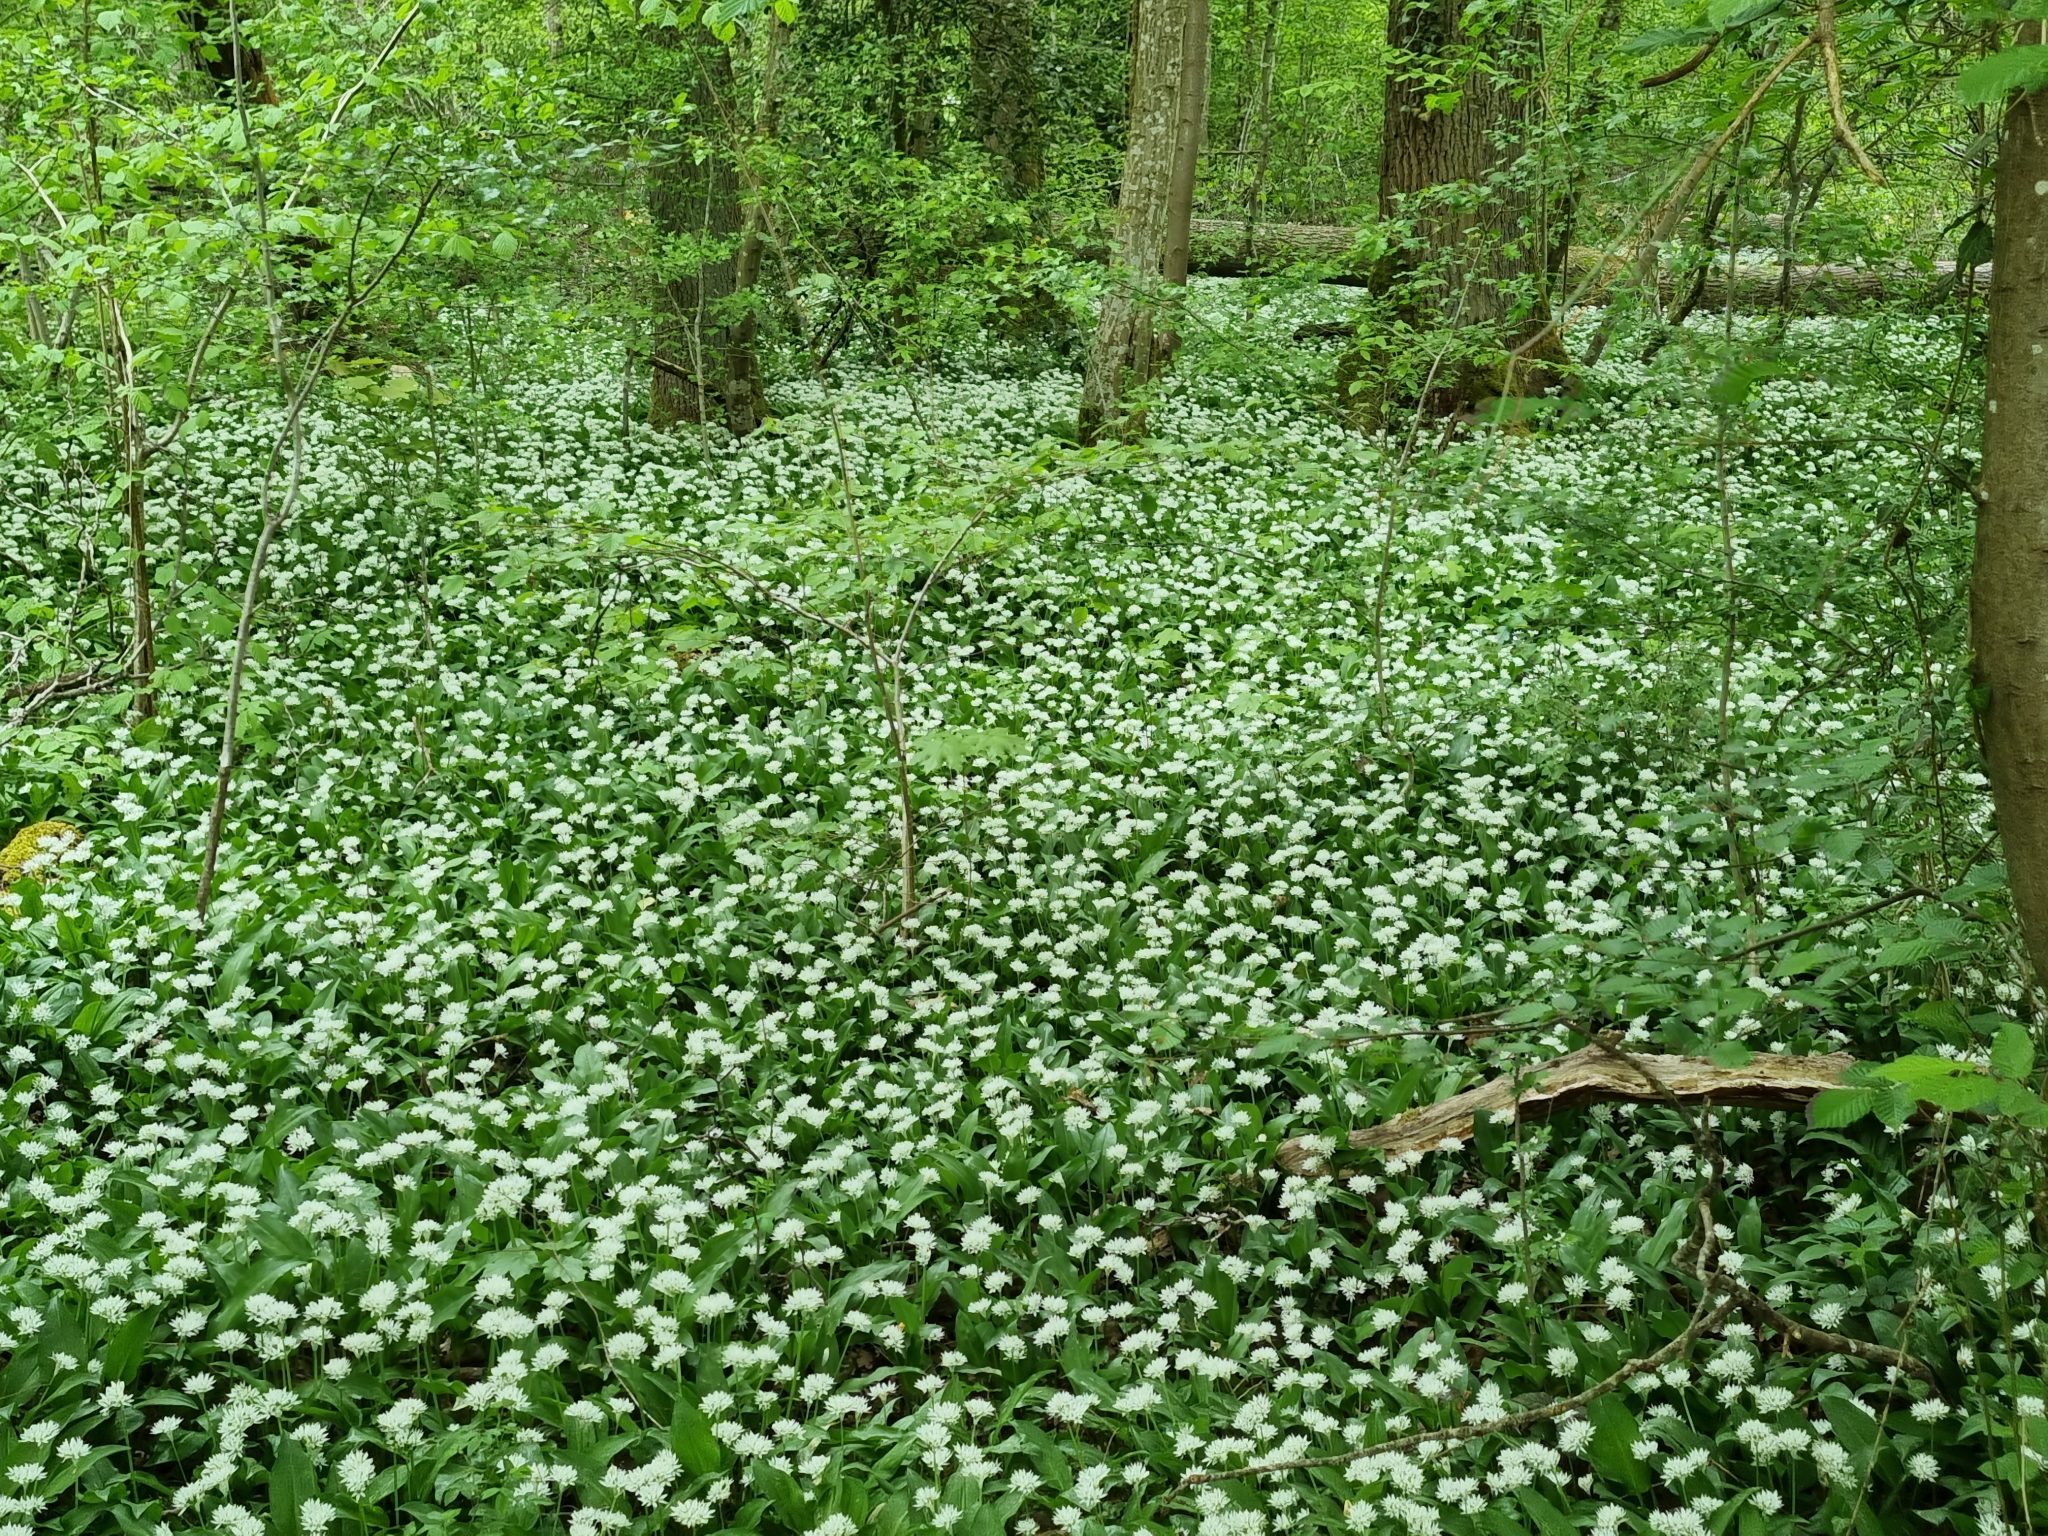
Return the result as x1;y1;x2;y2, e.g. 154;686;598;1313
1991;1024;2035;1082
669;1394;722;1477
1620;25;1713;53
1707;0;1785;28
1808;1086;1875;1129
1873;1054;1968;1084
269;1436;319;1536
1707;1040;1753;1068
1958;46;2048;107
1873;1080;1915;1130
910;726;1027;771
1915;1072;1999;1113
1707;354;1790;407
1586;1395;1650;1493
1514;1489;1578;1536
490;230;518;259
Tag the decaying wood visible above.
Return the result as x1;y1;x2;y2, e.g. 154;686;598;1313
1276;1045;1858;1170
1186;218;1987;312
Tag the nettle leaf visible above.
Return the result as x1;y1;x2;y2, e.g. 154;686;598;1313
1808;1086;1875;1129
1990;1023;2035;1082
1958;45;2048;107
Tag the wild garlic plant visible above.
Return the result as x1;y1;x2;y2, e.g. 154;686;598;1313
2;294;2039;1535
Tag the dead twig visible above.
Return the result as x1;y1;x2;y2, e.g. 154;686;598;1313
1709;1272;1937;1383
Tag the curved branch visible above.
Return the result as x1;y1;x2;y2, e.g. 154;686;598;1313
1641;33;1721;89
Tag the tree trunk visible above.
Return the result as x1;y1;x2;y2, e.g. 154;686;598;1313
1369;0;1553;417
1157;0;1211;358
880;0;938;159
966;0;1043;195
1974;57;2048;982
182;0;276;103
1233;0;1281;245
1079;0;1205;444
1379;0;1538;329
648;36;767;437
1161;0;1211;289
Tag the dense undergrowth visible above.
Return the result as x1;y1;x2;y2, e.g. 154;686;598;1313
3;292;2043;1535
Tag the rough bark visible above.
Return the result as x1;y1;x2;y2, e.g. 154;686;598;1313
1367;0;1556;420
1974;58;2048;981
1079;0;1205;444
1275;1047;1859;1169
1379;0;1539;329
966;0;1043;195
648;37;767;437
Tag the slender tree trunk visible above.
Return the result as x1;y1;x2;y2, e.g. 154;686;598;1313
966;0;1043;195
105;295;156;719
1235;0;1281;246
1080;0;1204;443
1974;54;2048;981
1161;0;1211;290
648;36;766;437
727;17;788;399
1157;0;1211;361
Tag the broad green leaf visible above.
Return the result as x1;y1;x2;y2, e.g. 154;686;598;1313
1958;46;2048;106
1707;0;1785;27
1586;1395;1650;1493
1808;1086;1874;1129
269;1436;319;1536
1991;1024;2035;1082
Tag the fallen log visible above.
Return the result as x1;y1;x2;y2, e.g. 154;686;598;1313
1188;218;1986;313
1276;1045;1858;1169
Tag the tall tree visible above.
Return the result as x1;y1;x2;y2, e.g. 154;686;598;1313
1079;0;1209;443
1373;0;1552;408
1973;21;2048;981
965;0;1043;195
648;36;769;436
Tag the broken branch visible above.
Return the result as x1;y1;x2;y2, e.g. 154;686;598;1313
1276;1044;1858;1169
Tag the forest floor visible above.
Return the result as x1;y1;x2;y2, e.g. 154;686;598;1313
2;294;2032;1534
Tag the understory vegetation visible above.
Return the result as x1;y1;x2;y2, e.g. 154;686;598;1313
7;0;2048;1533
7;294;2040;1534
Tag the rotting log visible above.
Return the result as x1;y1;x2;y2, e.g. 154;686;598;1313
1276;1045;1859;1170
1186;218;1987;313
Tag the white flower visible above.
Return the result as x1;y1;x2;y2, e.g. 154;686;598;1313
337;1449;376;1498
